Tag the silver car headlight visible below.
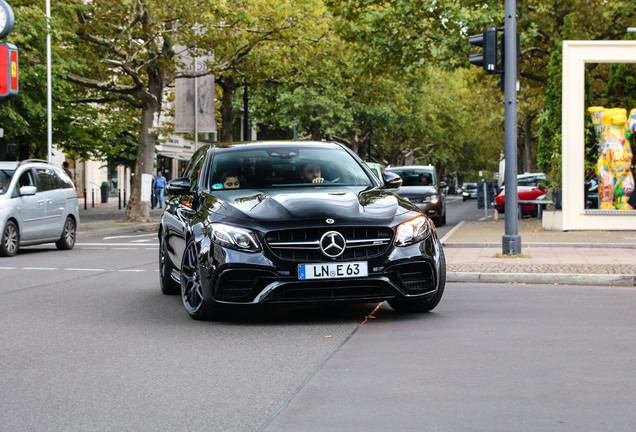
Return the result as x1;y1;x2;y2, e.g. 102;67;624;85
426;195;439;205
395;216;431;246
210;223;261;252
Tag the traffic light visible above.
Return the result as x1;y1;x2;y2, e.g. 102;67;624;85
0;42;18;99
468;28;500;74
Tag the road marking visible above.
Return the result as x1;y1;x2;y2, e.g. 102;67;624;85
76;242;158;247
0;267;159;273
64;268;105;272
102;233;156;240
22;267;57;270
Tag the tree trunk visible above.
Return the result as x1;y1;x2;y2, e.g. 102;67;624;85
218;76;238;143
125;99;160;222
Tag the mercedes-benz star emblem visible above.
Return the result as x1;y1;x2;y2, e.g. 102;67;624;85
320;231;346;258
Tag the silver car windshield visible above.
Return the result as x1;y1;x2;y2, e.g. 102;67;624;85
388;169;436;187
208;146;373;190
0;169;15;196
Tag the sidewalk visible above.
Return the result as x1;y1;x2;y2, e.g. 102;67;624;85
441;219;636;286
78;200;162;235
77;203;636;287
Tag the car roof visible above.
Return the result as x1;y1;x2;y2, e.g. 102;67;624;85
0;160;55;170
210;141;346;152
386;165;435;171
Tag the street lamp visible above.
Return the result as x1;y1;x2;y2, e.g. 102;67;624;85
46;0;52;162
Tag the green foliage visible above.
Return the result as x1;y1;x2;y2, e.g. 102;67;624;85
536;45;562;189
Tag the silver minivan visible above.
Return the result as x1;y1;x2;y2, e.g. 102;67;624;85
0;160;79;257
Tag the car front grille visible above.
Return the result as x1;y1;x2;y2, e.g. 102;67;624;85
214;269;278;301
265;226;393;262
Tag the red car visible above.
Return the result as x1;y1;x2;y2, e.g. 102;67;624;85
494;173;547;215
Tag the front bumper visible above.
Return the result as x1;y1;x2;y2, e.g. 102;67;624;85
197;239;443;305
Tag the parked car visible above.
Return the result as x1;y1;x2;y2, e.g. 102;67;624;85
159;141;446;320
462;182;478;201
0;159;79;257
494;172;547;215
384;165;447;226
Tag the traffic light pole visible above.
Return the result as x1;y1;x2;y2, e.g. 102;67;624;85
502;0;521;255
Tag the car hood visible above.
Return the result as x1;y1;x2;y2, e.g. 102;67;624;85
393;186;438;198
203;186;413;225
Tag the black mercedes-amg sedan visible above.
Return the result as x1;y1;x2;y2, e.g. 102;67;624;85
159;141;446;320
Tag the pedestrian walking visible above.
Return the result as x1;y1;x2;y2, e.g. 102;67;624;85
154;170;167;208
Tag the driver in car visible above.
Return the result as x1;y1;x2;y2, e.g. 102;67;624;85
299;162;324;184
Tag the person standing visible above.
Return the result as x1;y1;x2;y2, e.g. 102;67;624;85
62;161;73;182
154;171;167;208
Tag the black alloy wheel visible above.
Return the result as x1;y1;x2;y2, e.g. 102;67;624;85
180;240;214;320
55;217;76;250
0;220;19;257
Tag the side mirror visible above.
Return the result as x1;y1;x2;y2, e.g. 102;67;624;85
165;177;192;195
440;181;447;189
382;171;403;189
19;185;37;196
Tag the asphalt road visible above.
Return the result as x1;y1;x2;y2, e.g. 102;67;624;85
2;199;635;431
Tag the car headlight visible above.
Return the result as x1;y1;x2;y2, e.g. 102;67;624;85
395;216;431;246
210;223;261;252
426;195;439;204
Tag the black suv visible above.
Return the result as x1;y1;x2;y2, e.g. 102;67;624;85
385;165;447;226
159;141;446;320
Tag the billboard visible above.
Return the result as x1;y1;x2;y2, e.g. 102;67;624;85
174;49;216;133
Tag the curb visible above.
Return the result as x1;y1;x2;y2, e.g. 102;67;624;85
443;242;636;249
78;221;160;236
448;272;636;287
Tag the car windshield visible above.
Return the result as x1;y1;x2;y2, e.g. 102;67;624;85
518;174;546;187
465;183;477;190
0;169;15;196
387;169;436;186
208;146;374;189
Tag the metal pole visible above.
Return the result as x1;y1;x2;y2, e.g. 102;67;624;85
483;182;488;220
243;84;249;141
502;0;521;255
46;0;52;162
194;57;198;151
293;117;297;139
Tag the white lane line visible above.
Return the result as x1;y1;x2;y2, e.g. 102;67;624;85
103;233;157;240
64;268;105;272
22;267;57;270
117;269;146;272
76;243;158;247
0;267;17;270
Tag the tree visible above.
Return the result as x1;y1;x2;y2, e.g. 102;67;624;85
55;0;319;221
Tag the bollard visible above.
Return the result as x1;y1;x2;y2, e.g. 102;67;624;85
91;189;95;208
83;188;87;210
118;188;122;210
123;189;127;207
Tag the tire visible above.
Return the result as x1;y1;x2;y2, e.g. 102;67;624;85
55;217;76;250
159;230;180;295
181;240;215;320
388;247;446;313
0;220;19;257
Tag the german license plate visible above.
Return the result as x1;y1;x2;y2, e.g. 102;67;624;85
298;261;368;280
